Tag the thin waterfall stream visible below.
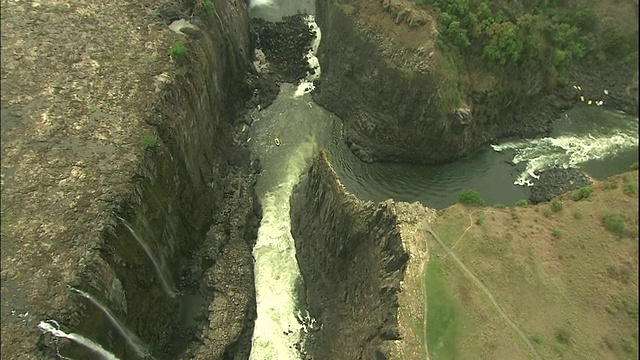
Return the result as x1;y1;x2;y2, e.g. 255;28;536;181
70;288;150;358
115;215;178;298
38;320;121;360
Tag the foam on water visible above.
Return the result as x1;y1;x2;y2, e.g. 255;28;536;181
492;129;638;186
295;15;322;98
250;140;318;360
38;320;120;360
249;0;275;9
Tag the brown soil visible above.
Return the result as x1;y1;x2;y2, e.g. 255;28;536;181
428;171;639;359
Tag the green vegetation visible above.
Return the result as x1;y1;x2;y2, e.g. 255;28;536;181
425;256;460;359
555;327;571;345
612;295;639;317
140;133;157;149
603;213;625;235
573;210;583;219
476;212;486;225
170;41;188;58
532;334;543;344
551;199;563;212
202;0;214;15
552;228;562;239
542;208;552;218
493;203;506;208
629;162;638;171
623;182;636;195
457;189;485;206
571;186;593;201
414;0;638;120
515;199;528;207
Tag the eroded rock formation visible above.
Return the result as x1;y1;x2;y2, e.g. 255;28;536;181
1;0;259;358
290;150;433;359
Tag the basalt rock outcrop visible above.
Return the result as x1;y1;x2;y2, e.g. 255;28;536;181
312;0;638;164
290;150;433;359
529;168;593;204
1;0;258;359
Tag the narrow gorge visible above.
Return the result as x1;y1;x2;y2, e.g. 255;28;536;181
1;0;637;359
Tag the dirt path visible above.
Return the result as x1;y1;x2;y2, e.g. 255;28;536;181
420;248;430;360
422;223;543;360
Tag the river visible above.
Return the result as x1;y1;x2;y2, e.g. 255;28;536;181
246;0;639;358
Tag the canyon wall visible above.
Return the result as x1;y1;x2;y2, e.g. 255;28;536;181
290;150;433;359
313;0;638;164
1;0;258;358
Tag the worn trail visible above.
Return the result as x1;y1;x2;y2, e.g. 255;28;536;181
423;223;543;360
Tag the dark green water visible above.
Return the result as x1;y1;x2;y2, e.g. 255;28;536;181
246;2;639;358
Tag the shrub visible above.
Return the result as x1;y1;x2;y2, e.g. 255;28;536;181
476;213;486;225
532;334;543;344
515;199;529;207
573;211;583;219
571;186;593;201
542;208;553;218
555;327;571;345
552;229;562;239
623;182;636;195
170;42;188;58
603;213;625;235
457;189;486;206
493;203;506;208
141;133;157;149
203;0;213;11
630;162;639;171
551;199;564;212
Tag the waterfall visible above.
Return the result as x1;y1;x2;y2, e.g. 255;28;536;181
38;320;120;360
70;288;149;358
115;215;178;298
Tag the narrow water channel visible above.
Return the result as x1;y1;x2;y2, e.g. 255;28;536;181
247;0;639;358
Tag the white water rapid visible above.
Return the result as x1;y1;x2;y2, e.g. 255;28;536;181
492;108;639;186
248;14;327;358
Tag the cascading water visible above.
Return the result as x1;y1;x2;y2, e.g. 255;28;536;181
247;10;326;357
115;215;178;298
70;288;149;358
38;320;120;360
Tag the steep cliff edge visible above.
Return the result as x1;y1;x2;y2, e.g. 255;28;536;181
314;0;490;163
290;150;435;359
313;0;638;164
1;0;258;358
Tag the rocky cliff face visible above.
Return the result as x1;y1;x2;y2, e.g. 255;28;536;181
1;1;258;359
313;0;491;164
312;0;637;164
290;150;433;359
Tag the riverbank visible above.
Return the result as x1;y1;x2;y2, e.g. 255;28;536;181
311;0;638;164
424;170;639;359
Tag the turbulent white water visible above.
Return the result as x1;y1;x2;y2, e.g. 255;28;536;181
295;15;321;98
250;140;319;359
248;0;274;8
38;320;120;360
249;10;325;359
492;111;639;186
